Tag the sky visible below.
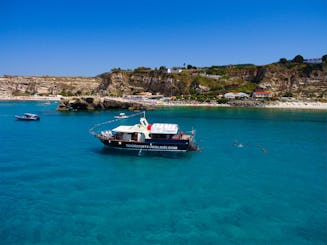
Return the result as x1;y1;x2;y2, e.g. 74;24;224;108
1;0;327;76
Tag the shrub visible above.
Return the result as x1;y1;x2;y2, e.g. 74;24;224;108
292;55;304;63
322;55;327;64
283;92;293;97
279;58;288;64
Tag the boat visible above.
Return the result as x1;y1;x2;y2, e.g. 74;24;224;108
15;113;40;121
114;112;128;119
90;112;198;153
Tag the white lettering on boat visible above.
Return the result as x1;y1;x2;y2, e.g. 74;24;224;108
125;144;178;150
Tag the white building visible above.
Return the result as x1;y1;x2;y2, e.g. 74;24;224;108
252;91;272;98
224;92;249;99
166;68;183;74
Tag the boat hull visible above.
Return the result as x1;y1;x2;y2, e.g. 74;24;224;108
15;116;40;121
99;139;195;152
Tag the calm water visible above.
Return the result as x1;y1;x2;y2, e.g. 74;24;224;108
1;102;326;245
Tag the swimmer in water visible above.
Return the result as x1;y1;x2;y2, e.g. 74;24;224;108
233;139;239;147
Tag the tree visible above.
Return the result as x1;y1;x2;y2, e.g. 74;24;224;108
190;78;200;95
292;55;304;63
187;64;197;69
279;58;288;64
111;67;121;72
322;54;327;63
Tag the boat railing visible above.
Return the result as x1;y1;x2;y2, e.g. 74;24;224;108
89;111;146;136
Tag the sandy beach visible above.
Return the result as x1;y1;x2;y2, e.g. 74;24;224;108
263;101;327;110
1;95;327;110
144;100;327;110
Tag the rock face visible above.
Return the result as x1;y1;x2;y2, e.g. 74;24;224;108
0;75;100;97
1;62;326;100
57;97;153;111
94;64;327;98
96;71;189;96
255;63;327;97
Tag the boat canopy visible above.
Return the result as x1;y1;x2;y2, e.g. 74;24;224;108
150;123;178;134
112;125;145;133
24;113;38;117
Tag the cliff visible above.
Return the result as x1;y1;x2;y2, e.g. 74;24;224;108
1;62;326;100
255;63;327;98
0;75;100;97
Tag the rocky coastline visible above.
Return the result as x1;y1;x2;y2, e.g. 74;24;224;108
1;59;326;111
1;61;326;99
54;96;327;111
0;94;326;110
56;97;154;111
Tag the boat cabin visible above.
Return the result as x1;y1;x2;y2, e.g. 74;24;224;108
107;117;184;142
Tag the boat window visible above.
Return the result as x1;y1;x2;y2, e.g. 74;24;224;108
150;134;173;139
122;133;132;141
138;133;145;142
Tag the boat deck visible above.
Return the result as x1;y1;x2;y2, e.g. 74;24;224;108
97;134;192;142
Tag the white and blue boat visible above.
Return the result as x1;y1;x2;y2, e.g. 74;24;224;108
114;112;128;119
15;113;40;121
90;112;198;153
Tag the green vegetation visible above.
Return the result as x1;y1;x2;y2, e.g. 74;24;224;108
233;64;256;68
292;55;304;63
302;63;322;76
134;67;152;73
235;82;257;93
283;92;293;97
279;58;288;64
93;59;325;100
322;54;327;64
59;90;75;96
206;66;226;75
111;68;122;72
187;64;197;69
12;91;32;96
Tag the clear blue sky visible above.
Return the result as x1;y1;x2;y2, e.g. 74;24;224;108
1;0;326;76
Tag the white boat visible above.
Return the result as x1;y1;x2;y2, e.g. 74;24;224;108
90;112;198;153
15;113;40;121
114;113;128;119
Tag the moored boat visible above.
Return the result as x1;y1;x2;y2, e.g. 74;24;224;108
114;112;128;119
90;112;198;153
15;113;40;121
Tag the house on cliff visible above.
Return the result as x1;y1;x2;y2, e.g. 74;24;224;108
163;68;183;74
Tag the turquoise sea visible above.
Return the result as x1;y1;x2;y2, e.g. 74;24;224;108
0;101;326;245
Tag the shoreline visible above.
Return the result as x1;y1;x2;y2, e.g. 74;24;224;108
0;95;61;101
1;95;327;110
261;101;327;110
158;102;327;110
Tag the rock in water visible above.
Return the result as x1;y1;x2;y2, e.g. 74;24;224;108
56;97;153;111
